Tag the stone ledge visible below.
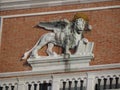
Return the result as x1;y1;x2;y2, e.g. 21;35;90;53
27;55;93;72
0;63;120;78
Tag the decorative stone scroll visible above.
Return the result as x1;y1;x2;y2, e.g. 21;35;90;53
22;13;94;72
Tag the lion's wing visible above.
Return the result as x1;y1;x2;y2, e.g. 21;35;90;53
37;20;69;32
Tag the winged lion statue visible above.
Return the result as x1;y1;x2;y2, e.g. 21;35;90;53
21;13;93;59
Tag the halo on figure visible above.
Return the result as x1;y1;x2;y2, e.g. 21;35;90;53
72;13;89;22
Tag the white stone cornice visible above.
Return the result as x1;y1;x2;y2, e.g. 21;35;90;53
1;5;120;18
0;0;113;11
0;63;120;78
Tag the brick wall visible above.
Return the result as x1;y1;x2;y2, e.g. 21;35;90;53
0;1;120;72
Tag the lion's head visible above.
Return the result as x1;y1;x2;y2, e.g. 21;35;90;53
73;13;92;34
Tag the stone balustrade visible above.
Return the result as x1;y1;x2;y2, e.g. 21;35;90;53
0;69;120;90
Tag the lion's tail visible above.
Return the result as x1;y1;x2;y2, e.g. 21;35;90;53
21;37;42;60
21;51;31;60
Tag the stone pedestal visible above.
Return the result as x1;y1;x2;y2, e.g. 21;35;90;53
27;54;94;73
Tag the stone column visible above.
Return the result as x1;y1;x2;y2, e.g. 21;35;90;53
18;80;26;90
86;72;96;90
52;75;60;90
